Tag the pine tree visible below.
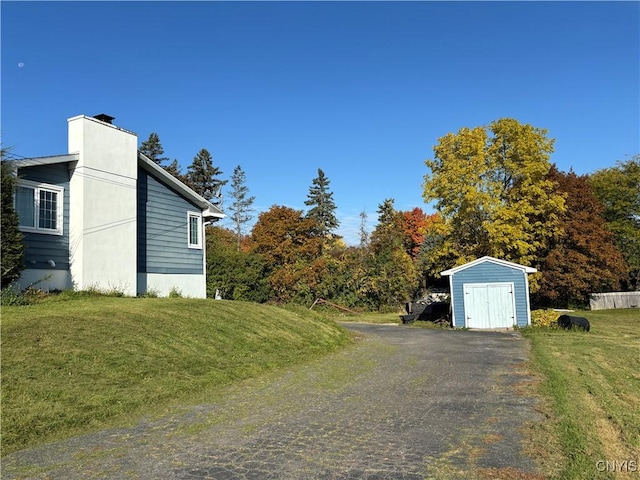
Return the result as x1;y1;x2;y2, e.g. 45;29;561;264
304;168;339;237
163;159;184;180
185;148;227;204
228;165;255;251
1;151;25;289
139;132;169;166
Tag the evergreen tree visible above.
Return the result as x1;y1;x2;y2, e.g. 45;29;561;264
1;151;25;289
364;199;418;309
370;198;403;252
304;168;339;237
228;165;256;251
185;148;227;204
139;132;169;166
163;159;185;181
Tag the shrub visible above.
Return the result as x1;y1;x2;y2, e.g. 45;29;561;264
531;309;560;328
138;288;159;298
1;285;27;306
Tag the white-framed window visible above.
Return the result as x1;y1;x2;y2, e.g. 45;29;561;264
14;180;64;236
187;211;202;249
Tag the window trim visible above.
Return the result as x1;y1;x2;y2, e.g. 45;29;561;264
187;211;202;249
15;180;64;236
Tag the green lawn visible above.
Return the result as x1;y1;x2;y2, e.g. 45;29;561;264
341;311;403;324
522;309;640;480
0;297;350;455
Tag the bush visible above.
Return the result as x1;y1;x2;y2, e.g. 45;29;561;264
0;285;49;306
138;288;159;298
1;285;27;306
531;309;560;328
169;287;183;298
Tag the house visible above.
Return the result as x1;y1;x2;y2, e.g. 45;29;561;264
13;114;225;297
441;256;536;329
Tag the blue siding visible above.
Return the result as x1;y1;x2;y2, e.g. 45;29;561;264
17;163;70;271
137;168;203;274
451;262;530;327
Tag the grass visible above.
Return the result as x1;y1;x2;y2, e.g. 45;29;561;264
0;296;350;455
522;309;640;479
340;311;402;324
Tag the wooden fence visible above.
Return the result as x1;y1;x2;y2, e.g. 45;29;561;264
589;292;640;311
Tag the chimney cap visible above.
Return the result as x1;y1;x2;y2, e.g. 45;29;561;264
93;113;115;124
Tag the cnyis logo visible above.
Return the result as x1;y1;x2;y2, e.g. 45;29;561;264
595;458;639;473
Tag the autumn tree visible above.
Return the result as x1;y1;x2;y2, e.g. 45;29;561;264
139;132;169;166
228;165;255;251
186;148;227;205
363;199;419;309
304;168;339;238
250;205;321;267
400;208;438;261
423;118;565;272
1;152;25;289
535;167;628;307
249;205;323;303
589;156;640;289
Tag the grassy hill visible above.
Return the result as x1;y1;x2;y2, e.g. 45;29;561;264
1;296;350;455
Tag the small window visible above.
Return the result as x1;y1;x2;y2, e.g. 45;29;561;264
14;180;64;235
187;212;202;249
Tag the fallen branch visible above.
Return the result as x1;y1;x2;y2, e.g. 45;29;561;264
310;298;360;315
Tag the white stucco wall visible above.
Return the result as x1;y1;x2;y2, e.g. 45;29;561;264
68;115;138;296
138;273;207;298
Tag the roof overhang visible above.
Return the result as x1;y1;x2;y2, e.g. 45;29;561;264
138;152;225;220
440;256;537;276
15;153;79;168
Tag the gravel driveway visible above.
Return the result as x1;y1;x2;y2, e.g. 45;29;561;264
2;323;545;480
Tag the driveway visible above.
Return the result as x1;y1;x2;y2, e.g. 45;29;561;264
2;323;544;480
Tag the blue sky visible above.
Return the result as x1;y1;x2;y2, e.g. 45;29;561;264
2;1;638;245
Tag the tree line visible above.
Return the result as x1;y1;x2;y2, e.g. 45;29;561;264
200;118;639;310
2;118;638;310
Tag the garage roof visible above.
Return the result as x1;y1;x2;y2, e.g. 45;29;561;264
440;256;537;276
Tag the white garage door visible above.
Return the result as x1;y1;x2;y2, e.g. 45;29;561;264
463;283;516;328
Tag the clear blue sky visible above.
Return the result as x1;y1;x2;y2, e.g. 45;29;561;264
2;1;638;244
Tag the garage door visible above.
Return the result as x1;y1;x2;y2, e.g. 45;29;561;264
463;283;516;328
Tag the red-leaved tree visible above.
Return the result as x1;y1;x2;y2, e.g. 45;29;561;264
535;167;628;307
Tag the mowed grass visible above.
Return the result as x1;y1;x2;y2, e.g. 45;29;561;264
1;297;350;455
343;311;402;324
522;309;640;479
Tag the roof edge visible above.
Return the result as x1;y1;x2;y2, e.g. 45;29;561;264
138;153;225;219
14;153;79;167
440;256;537;276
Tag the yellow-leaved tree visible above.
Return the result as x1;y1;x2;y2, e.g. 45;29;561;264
422;118;566;286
